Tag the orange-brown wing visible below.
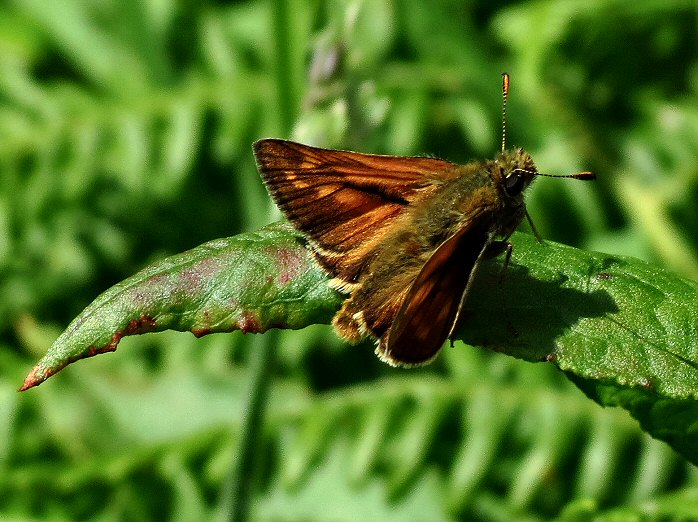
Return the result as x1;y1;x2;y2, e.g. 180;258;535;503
253;139;456;283
378;223;491;366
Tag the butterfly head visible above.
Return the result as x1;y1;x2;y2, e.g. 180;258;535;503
495;148;538;201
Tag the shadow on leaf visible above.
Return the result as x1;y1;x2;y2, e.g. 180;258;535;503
456;259;619;362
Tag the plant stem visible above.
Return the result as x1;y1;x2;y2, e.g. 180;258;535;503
225;332;279;522
225;2;296;518
271;0;297;133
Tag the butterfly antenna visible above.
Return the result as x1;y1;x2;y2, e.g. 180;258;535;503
516;167;596;181
535;171;596;181
501;72;510;153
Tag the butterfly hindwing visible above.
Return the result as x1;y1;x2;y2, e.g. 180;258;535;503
378;223;492;365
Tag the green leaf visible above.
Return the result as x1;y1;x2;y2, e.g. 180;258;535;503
461;232;698;465
463;232;698;402
20;221;342;390
21;222;698;465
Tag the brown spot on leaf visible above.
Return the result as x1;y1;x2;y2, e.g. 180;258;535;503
124;316;157;335
275;247;306;284
88;343;117;356
18;366;50;391
180;258;224;292
239;312;262;333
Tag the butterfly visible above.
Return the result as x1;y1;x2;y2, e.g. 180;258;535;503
253;73;594;366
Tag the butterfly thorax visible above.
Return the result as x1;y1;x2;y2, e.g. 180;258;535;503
407;147;537;250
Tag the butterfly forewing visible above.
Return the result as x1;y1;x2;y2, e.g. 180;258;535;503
379;222;492;365
254;139;456;282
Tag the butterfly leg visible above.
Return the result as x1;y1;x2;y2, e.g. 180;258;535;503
484;240;513;283
524;208;544;243
501;241;513;282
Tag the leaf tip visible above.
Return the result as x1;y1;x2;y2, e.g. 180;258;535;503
18;365;52;391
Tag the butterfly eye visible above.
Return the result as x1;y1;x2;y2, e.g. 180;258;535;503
504;171;525;196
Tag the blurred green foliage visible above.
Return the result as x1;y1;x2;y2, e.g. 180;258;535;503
2;0;698;520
